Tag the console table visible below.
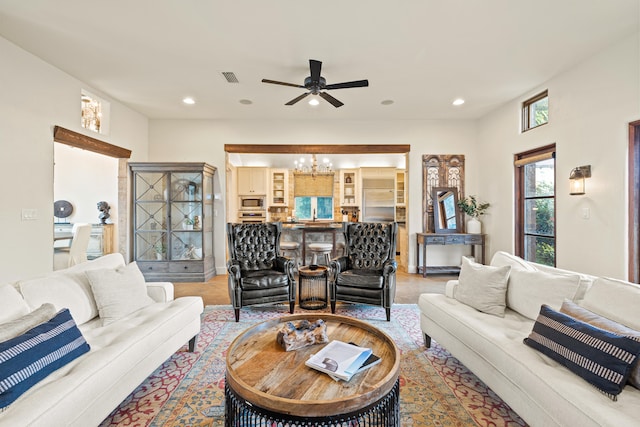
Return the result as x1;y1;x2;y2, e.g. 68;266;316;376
416;233;485;277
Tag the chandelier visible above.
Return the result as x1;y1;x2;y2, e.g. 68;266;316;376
294;154;333;177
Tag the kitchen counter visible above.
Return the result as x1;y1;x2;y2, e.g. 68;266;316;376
281;222;346;265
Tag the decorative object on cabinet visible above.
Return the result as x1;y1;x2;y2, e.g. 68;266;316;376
129;162;216;282
422;155;465;233
457;195;490;234
54;200;73;223
269;169;289;207
432;187;462;234
416;233;485;277
96;201;110;224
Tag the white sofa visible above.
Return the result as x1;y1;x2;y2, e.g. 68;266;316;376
0;253;204;427
419;251;640;427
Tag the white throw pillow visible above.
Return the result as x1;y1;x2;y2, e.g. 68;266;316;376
0;284;30;324
0;303;57;342
581;277;640;331
455;257;511;317
506;268;581;320
85;262;154;325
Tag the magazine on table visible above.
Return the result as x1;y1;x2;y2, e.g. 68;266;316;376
305;340;377;381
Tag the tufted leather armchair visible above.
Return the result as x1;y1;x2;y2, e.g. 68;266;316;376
226;222;296;321
329;222;398;321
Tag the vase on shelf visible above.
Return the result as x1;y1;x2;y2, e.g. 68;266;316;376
467;217;482;234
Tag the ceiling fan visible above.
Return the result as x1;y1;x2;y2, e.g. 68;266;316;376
261;59;369;108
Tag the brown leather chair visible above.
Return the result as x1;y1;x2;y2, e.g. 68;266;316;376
330;222;398;321
226;222;296;321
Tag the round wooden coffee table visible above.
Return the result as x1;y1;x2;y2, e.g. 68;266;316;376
225;314;401;426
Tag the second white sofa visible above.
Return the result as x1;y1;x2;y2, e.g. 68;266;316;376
419;252;640;427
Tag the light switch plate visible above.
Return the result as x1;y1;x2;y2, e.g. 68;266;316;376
21;208;38;220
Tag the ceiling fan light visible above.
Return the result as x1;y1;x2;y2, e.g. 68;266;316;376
182;97;196;105
452;98;465;106
308;98;320;106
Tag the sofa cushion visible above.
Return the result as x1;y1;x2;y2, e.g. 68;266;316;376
241;270;289;289
455;257;511;317
0;284;29;324
507;268;581;320
0;308;90;410
524;304;640;401
561;299;640;389
337;269;384;289
490;251;537;271
85;262;154;326
581;277;640;331
0;303;57;343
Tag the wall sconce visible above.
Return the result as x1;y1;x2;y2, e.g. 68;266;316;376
569;165;591;195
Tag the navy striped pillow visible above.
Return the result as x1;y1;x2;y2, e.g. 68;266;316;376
0;308;90;409
524;304;640;400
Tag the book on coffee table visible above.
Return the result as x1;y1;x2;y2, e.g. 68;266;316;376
306;340;373;381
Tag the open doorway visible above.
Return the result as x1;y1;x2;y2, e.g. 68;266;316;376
224;144;411;271
53;126;131;260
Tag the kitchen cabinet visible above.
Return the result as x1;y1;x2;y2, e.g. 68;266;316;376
269;169;289;206
238;167;267;195
339;169;360;207
395;169;406;222
129;162;216;282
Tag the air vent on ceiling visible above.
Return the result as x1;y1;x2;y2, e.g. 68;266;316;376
222;72;239;83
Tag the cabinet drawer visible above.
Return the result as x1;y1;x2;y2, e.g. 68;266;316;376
425;236;445;245
137;262;169;273
465;235;484;244
445;235;465;244
169;261;204;273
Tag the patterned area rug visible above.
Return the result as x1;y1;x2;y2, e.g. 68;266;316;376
100;304;527;426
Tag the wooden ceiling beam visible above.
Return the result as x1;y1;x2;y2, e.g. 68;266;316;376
225;144;410;155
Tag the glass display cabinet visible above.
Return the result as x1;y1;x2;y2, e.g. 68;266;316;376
129;162;216;282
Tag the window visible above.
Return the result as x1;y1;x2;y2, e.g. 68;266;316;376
515;145;556;266
294;197;333;221
522;90;548;132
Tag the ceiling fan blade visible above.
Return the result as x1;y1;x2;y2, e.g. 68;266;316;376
262;79;305;89
319;91;344;108
324;79;369;90
309;59;322;83
285;92;311;105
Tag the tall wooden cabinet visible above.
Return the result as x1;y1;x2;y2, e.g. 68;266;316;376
129;162;216;282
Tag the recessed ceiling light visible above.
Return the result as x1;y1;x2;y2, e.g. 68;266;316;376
182;97;196;105
381;100;394;105
452;98;465;106
309;98;320;106
239;99;253;105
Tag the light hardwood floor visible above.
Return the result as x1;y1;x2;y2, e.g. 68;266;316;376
174;270;455;306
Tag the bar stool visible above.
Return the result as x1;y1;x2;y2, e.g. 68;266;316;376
280;241;300;267
308;242;333;266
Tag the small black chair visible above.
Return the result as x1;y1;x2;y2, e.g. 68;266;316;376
226;222;296;321
329;222;398;321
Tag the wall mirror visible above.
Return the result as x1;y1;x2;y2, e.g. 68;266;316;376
432;187;461;233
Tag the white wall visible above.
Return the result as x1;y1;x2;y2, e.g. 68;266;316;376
0;36;149;282
148;119;479;274
477;33;640;278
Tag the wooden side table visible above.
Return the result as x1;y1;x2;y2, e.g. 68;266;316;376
416;233;485;277
298;265;328;309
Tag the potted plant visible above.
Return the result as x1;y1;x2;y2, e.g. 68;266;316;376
457;195;490;234
183;217;195;230
154;243;166;260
